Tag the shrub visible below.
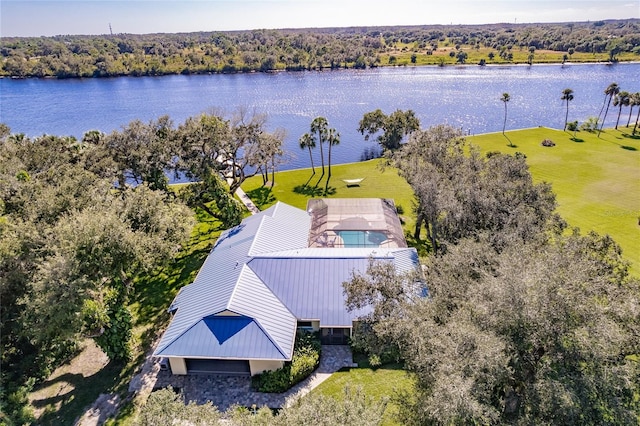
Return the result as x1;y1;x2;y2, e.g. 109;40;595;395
566;120;579;131
252;331;321;393
580;116;599;132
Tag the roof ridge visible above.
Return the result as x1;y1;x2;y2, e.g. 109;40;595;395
230;265;297;358
154;316;202;355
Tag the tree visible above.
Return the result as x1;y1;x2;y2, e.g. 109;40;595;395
175;110;283;195
599;82;620;136
391;125;556;253
357;109;420;152
344;232;640;425
325;126;340;192
501;92;510;135
0;131;195;424
613;90;630;129
626;92;640;128
561;88;574;131
298;132;316;178
310;117;328;181
103;116;177;191
140;386;387;426
527;46;535;65
137;387;221;426
632;92;640;135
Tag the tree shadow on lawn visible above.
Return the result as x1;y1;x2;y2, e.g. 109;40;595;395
33;361;123;426
504;134;517;148
293;184;336;197
570;137;584;142
621;132;640;140
404;232;430;258
621;145;638;151
246;186;276;210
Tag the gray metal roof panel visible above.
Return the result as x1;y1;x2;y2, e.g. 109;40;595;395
248;257;372;327
155;215;263;355
248;203;310;255
229;266;297;358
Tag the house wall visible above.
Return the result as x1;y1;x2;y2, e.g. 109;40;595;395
216;310;241;316
169;357;187;375
250;359;284;376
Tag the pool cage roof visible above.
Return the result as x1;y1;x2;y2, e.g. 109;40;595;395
306;198;407;248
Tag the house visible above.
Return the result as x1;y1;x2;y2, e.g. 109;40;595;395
153;198;420;376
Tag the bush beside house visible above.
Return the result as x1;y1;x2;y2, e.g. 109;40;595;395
252;331;321;393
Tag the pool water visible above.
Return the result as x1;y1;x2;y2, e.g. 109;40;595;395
337;231;387;247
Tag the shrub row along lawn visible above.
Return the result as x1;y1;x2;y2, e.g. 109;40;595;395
470;127;639;276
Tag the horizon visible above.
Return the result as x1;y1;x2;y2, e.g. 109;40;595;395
1;0;638;38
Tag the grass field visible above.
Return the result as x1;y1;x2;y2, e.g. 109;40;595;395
469;126;639;275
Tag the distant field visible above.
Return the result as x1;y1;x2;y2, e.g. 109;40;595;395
470;127;640;275
383;40;638;66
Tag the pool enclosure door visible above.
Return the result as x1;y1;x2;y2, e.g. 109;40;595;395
320;327;350;345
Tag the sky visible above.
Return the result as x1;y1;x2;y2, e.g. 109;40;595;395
1;0;638;37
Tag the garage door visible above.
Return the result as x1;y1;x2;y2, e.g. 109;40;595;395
185;359;250;375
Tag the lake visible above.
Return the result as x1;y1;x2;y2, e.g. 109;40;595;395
1;63;639;170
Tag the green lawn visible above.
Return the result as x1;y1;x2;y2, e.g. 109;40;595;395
469;127;639;276
310;364;414;426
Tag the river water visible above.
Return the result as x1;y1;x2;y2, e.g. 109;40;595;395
1;63;638;170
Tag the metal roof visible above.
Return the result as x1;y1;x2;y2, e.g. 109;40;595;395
154;200;420;362
156;315;289;360
248;248;418;327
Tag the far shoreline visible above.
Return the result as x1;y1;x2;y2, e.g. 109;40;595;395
1;59;639;81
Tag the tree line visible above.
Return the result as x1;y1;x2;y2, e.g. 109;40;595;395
0;110;286;424
1;19;638;78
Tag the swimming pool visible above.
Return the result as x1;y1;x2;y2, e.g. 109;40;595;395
336;231;387;248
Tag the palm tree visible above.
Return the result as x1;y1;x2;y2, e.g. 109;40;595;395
325;127;340;192
310;117;328;181
599;83;620;136
629;92;640;134
634;94;640;135
298;133;316;176
626;92;640;128
597;82;618;125
561;88;574;131
501;92;510;135
613;91;630;130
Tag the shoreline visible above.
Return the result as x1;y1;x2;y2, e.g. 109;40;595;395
2;60;639;81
